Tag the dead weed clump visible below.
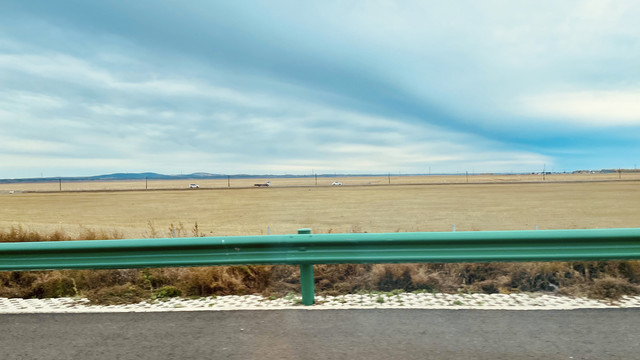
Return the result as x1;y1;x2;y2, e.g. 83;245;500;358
87;284;150;304
0;271;78;299
79;266;277;304
587;277;640;299
0;226;121;243
0;226;69;243
314;264;374;295
173;266;269;297
57;269;150;304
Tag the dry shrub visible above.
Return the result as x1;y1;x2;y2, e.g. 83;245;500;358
452;263;508;284
262;265;299;296
0;271;77;298
363;263;512;294
588;277;640;299
78;228;123;240
506;263;573;292
86;284;150;304
0;226;120;243
0;272;40;297
314;264;461;295
174;266;274;297
314;264;373;295
0;226;69;243
143;268;185;288
71;269;142;290
596;261;640;283
29;272;77;298
370;264;416;291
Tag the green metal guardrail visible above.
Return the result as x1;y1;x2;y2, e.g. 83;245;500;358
1;228;640;305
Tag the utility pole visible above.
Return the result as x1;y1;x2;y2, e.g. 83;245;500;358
145;176;148;190
228;175;230;188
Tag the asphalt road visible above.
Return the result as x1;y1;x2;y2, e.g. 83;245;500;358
1;309;639;360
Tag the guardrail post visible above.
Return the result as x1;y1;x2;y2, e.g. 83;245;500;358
298;228;314;305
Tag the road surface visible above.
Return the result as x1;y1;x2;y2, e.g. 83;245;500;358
1;309;638;359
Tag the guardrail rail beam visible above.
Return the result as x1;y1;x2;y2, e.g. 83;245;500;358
1;228;640;305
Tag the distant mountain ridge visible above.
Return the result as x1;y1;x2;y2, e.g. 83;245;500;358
0;172;350;183
87;172;228;180
4;169;635;183
0;172;222;183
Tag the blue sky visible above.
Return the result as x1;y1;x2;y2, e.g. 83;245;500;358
1;1;639;178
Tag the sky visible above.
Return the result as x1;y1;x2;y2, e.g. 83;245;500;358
1;1;639;178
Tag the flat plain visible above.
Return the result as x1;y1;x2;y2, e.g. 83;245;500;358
1;173;639;239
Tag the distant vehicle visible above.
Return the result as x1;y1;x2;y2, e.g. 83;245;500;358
254;181;271;187
332;182;342;186
189;183;200;188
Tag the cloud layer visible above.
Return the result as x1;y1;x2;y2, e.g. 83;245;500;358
1;1;639;177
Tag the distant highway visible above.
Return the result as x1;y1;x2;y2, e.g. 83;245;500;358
1;309;639;359
16;177;640;194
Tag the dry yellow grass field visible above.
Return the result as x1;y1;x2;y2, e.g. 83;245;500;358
1;174;639;239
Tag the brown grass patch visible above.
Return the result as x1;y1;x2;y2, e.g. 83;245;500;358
3;261;640;303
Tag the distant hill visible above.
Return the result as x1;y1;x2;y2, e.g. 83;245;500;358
88;172;229;180
0;172;230;183
0;172;353;183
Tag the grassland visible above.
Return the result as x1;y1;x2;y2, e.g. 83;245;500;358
1;174;639;302
1;174;639;239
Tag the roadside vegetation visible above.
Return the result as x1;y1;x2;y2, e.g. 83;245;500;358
1;227;639;304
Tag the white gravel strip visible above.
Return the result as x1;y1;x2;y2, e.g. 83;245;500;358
2;293;640;313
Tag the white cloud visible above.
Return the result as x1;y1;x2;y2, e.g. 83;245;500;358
0;91;67;110
0;53;281;111
0;136;75;154
521;90;640;126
